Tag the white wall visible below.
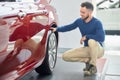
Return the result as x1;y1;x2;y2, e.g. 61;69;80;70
51;0;92;48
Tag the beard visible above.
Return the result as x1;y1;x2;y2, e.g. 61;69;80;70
83;15;89;21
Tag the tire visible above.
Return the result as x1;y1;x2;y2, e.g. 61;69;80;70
35;32;57;75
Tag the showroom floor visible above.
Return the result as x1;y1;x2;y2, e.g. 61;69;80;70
21;35;120;80
20;52;120;80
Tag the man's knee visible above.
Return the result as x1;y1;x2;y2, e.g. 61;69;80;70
62;52;72;61
62;53;68;61
88;39;98;47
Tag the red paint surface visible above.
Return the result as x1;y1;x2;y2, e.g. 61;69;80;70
0;0;58;79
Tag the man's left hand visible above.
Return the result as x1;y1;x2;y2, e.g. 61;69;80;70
80;36;87;44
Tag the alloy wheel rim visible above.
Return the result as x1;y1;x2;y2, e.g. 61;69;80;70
48;33;57;70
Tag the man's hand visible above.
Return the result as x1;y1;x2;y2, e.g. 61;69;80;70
50;27;57;32
80;36;87;44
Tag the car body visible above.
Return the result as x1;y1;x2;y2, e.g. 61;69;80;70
0;0;59;80
96;0;120;35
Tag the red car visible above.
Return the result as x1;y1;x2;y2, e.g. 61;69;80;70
0;0;59;80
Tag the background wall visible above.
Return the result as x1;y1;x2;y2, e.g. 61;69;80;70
51;0;92;48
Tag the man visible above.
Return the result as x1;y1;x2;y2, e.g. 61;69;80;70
51;2;105;76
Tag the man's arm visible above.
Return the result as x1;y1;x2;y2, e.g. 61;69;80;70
51;19;78;32
56;22;78;32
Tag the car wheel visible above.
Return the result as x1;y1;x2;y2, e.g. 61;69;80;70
35;32;57;75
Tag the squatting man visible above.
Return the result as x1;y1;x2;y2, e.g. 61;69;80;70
51;2;105;76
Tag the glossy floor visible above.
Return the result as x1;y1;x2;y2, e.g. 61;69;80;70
21;35;120;80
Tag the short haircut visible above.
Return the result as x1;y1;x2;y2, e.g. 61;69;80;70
81;2;94;11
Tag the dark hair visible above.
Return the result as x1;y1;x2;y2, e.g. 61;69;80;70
81;2;94;11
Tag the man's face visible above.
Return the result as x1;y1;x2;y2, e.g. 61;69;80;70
80;7;91;20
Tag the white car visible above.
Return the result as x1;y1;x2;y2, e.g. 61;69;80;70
96;0;120;35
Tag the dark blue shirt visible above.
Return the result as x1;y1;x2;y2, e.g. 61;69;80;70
56;17;105;47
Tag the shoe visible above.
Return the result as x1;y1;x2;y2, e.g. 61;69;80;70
83;62;90;71
84;64;97;76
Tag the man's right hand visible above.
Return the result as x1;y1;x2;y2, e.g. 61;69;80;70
50;27;57;32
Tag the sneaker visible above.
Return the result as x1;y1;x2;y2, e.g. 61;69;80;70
83;62;90;71
84;64;97;76
84;70;91;76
